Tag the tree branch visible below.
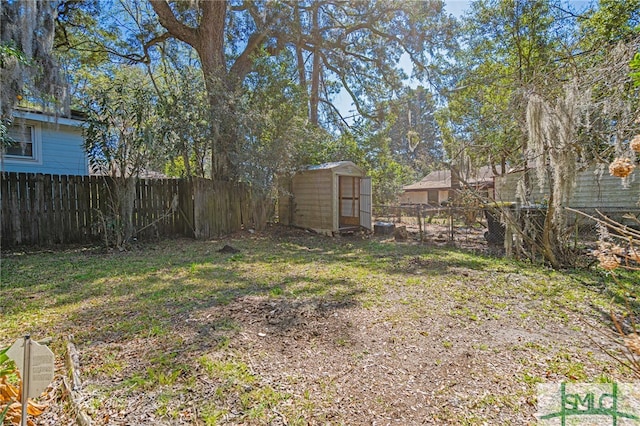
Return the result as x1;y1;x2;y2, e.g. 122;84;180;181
319;51;376;120
229;32;268;80
149;0;198;47
143;32;171;63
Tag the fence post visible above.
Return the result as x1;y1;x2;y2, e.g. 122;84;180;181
417;204;423;242
449;205;454;242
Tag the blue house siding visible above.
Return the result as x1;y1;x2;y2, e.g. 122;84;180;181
1;111;88;176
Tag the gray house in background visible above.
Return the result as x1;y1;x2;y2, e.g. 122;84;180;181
494;166;640;220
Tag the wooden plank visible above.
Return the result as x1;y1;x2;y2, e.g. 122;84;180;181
180;178;196;238
27;174;37;244
0;173;207;247
163;179;170;234
75;175;86;241
60;175;70;244
77;175;87;242
68;174;78;243
13;173;21;245
149;178;157;237
193;178;202;239
167;180;175;234
51;174;61;244
70;175;81;242
164;179;172;235
34;174;45;244
43;174;53;245
0;173;9;246
149;178;157;236
18;173;29;244
134;178;142;234
141;177;150;237
174;179;181;234
142;178;149;234
82;175;92;241
4;173;20;245
91;175;104;243
69;175;79;242
89;175;99;238
161;179;169;234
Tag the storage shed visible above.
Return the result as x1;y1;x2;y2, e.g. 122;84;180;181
279;161;372;235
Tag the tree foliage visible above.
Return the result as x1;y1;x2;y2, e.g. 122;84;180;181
155;64;213;178
436;0;639;267
1;0;66;119
277;0;457;126
382;86;443;176
438;0;560;175
123;0;455;180
83;66;161;248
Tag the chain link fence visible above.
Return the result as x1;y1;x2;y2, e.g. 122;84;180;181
373;204;640;258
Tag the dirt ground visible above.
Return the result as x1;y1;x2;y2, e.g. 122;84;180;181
21;226;626;425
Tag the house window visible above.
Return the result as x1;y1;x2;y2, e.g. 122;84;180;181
3;122;41;163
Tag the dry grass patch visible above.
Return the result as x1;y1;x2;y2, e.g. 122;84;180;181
1;230;638;424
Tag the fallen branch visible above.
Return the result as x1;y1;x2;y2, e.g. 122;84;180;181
62;336;92;426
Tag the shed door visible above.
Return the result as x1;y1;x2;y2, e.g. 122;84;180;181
339;176;360;227
359;177;372;230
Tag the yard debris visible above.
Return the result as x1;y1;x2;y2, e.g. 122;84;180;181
0;376;47;426
218;244;240;254
394;226;408;241
434;233;447;242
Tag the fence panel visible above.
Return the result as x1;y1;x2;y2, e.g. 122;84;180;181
1;172;262;247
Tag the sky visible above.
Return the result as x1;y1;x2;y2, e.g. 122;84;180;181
444;0;473;17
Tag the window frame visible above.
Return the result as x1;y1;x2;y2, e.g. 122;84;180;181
2;121;43;165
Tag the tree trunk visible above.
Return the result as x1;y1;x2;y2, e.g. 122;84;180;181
294;4;309;119
309;4;320;125
540;181;560;268
151;0;236;181
181;150;191;177
198;2;235;181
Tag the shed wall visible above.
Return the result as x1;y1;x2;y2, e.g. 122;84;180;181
290;169;334;233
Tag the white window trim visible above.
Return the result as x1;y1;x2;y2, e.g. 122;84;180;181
3;122;43;165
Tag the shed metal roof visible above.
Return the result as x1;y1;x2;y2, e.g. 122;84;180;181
305;161;358;171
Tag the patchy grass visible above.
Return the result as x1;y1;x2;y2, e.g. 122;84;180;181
1;231;638;424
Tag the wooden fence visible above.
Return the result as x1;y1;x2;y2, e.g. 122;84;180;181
1;172;264;247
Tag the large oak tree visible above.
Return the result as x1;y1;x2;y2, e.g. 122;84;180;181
145;0;455;180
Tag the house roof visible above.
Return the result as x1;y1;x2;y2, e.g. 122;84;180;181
404;169;452;191
13;108;86;127
403;166;495;191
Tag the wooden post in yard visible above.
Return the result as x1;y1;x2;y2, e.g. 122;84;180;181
417;204;423;242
